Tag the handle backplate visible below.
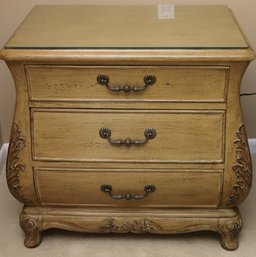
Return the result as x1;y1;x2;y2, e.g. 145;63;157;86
100;184;156;200
97;74;156;92
99;127;156;146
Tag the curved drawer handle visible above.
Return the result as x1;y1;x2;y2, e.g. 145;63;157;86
99;127;156;146
100;184;156;200
96;74;156;92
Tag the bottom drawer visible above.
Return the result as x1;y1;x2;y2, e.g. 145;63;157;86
34;168;222;207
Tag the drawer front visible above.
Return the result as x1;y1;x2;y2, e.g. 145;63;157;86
34;168;222;207
26;65;228;102
32;109;225;163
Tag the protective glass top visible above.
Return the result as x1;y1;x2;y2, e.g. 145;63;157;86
5;5;248;49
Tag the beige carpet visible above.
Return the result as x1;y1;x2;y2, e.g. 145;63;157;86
0;155;255;257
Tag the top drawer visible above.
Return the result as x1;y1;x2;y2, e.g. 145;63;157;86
25;65;228;103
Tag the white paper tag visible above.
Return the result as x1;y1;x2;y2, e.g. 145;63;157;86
158;4;175;19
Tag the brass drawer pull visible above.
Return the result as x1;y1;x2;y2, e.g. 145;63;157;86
100;184;156;200
99;127;156;146
97;74;156;92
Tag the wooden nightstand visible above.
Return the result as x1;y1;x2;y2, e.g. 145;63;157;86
0;5;254;250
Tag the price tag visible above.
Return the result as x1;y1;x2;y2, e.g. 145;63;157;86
158;4;175;19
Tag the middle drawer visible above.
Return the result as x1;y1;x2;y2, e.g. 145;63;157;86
31;109;225;163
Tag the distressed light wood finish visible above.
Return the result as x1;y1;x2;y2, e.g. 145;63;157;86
34;168;223;207
31;109;225;163
26;65;228;102
0;5;254;250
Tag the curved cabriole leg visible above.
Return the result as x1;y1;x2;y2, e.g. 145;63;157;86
20;213;42;248
218;219;242;251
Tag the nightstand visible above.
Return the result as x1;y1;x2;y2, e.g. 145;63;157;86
0;5;254;250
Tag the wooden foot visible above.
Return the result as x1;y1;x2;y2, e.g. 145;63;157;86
20;212;42;248
218;217;242;251
220;233;239;251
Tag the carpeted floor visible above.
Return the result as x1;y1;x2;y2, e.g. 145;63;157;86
0;155;255;257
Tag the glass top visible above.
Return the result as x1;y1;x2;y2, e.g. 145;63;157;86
5;5;248;50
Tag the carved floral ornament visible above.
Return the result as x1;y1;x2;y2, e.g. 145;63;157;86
102;218;162;233
6;122;31;204
229;124;252;206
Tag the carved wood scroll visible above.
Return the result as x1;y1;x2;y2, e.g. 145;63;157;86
6;122;31;204
229;124;252;206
